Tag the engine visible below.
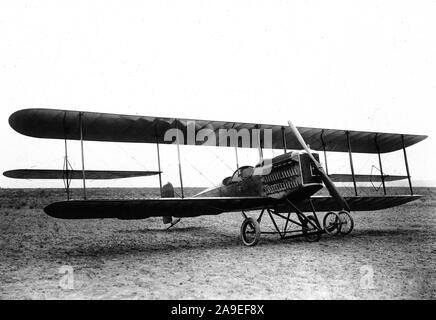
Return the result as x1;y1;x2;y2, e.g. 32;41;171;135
259;151;322;198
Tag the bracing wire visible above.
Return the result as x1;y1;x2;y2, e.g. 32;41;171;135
114;144;150;170
207;148;235;173
180;153;220;188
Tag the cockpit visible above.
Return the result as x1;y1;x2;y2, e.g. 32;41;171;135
222;166;254;185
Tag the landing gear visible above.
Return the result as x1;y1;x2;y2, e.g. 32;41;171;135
238;202;354;246
239;203;324;246
338;211;354;235
240;217;261;246
323;211;342;236
302;215;322;242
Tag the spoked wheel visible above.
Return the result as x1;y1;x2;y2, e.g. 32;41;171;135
302;215;321;242
240;217;261;246
323;211;342;236
338;211;354;235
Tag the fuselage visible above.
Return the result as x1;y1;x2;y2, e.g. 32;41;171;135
194;151;324;200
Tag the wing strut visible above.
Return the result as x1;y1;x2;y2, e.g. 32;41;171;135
320;129;329;175
281;127;287;154
256;125;263;162
402;134;413;195
79;112;87;200
62;112;72;200
375;133;387;195
63;139;73;200
346;131;358;196
175;119;184;198
232;123;239;169
156;139;163;197
234;142;239;169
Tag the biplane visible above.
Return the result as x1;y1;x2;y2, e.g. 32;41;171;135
4;108;427;246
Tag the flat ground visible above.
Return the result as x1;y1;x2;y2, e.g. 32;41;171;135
0;187;435;299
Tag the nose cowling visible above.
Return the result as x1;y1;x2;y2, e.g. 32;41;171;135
259;151;324;199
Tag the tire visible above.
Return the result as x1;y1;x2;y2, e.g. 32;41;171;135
303;215;321;242
240;217;261;246
338;211;354;235
323;211;342;236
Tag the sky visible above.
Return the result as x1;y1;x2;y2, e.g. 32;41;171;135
0;0;435;189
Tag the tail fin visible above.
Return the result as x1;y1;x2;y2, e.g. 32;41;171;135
161;182;175;198
161;182;174;224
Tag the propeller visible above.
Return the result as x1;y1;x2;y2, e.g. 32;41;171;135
288;121;350;212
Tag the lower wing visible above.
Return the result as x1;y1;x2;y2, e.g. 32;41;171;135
290;195;422;212
44;183;321;219
328;174;407;182
44;194;421;220
44;197;277;219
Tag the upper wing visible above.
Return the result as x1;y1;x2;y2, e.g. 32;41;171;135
9;108;427;153
3;169;160;180
44;197;277;219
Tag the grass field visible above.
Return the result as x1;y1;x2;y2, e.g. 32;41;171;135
0;187;435;299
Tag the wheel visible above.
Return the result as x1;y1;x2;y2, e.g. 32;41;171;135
338;211;354;235
302;215;321;242
240;217;261;246
323;211;342;236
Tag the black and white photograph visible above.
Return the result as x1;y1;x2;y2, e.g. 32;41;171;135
0;0;435;304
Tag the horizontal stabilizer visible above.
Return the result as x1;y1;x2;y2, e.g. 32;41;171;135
3;169;160;180
9;108;427;153
329;174;407;182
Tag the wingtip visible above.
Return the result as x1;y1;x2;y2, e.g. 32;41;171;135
8;109;32;136
3;170;12;178
8;110;19;130
8;108;56;137
44;202;62;218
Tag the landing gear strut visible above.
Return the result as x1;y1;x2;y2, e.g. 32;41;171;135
302;215;322;242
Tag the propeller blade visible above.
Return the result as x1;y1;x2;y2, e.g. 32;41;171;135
287;121;350;212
